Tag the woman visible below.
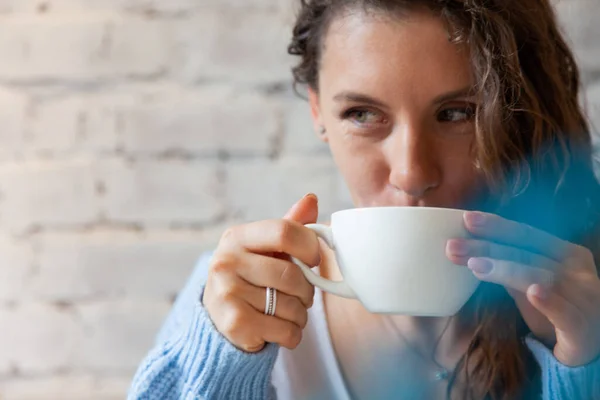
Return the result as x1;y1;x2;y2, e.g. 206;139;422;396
128;0;600;399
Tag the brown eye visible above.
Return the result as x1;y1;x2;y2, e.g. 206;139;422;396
438;107;475;122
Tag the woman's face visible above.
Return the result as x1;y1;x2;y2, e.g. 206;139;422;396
310;10;486;209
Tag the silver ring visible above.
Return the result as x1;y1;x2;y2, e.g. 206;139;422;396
264;287;277;316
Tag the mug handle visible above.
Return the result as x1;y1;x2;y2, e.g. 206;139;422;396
290;223;357;299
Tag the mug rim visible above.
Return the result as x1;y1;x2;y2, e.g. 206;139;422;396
332;206;469;218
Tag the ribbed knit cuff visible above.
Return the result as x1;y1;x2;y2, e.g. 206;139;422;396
175;296;280;400
526;336;600;399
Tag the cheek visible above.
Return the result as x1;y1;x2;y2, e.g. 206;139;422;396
430;133;487;206
434;132;477;176
441;153;479;185
328;136;389;197
440;154;487;205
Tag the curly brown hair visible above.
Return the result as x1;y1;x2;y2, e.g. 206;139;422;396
288;1;600;399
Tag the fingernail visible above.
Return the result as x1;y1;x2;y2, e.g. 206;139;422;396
529;284;548;300
465;211;487;227
468;258;493;275
304;193;318;202
447;239;469;257
285;193;318;218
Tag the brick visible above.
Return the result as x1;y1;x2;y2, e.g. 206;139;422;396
0;0;286;13
0;16;171;82
0;161;98;232
0;1;127;13
282;98;330;156
26;99;77;154
0;89;28;158
133;0;285;12
26;96;122;155
0;235;34;302
108;18;172;75
30;229;221;301
172;10;294;84
0;304;82;374
75;300;171;372
81;102;124;152
0;375;130;400
226;156;344;222
555;0;600;72
122;91;278;155
97;159;223;224
587;81;600;173
587;80;600;131
336;174;355;210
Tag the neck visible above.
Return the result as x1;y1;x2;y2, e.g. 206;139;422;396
383;312;474;368
386;315;454;344
319;245;475;367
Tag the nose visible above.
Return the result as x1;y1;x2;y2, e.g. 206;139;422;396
386;123;441;199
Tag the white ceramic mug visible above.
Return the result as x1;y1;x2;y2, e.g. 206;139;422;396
291;207;480;316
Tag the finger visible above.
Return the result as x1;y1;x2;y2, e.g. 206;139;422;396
284;193;319;224
216;299;302;352
272;193;320;263
244;284;309;329
220;219;321;268
210;252;315;308
468;257;555;293
463;212;570;262
259;313;304;349
447;239;560;271
235;252;315;308
569;244;599;275
556;274;600;316
526;284;586;335
508;288;557;345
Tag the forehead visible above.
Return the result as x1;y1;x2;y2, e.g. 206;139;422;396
318;10;473;101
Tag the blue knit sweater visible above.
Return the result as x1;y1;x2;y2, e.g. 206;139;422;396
128;252;600;400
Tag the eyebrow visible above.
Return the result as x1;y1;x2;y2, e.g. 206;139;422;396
333;92;388;108
432;86;476;104
332;85;476;108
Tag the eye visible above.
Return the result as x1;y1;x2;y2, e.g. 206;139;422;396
437;106;476;123
342;108;387;126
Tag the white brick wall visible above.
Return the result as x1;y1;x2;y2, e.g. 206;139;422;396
75;300;172;373
97;159;224;223
171;11;295;84
0;303;81;374
0;17;172;82
0;235;34;303
0;1;597;399
0;376;131;400
226;156;344;221
0;161;99;232
554;0;600;72
0;89;28;158
120;89;280;156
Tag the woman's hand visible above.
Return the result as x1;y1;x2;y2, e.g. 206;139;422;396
203;194;321;353
446;211;600;366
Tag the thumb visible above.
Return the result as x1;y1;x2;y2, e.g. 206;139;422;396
284;193;319;225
